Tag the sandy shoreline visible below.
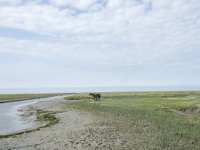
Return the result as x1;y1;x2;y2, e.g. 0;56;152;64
0;99;94;150
0;98;133;150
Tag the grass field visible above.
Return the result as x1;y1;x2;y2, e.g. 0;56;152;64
0;93;67;102
65;91;200;149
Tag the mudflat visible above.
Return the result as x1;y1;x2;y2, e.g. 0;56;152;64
0;99;130;150
0;99;94;150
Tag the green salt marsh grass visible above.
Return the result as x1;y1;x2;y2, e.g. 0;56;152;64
65;91;200;149
0;93;67;103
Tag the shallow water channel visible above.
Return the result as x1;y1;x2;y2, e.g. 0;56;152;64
0;95;67;135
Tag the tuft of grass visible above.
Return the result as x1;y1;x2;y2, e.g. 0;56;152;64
65;91;200;149
65;93;91;100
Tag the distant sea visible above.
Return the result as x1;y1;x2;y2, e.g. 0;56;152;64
0;86;200;94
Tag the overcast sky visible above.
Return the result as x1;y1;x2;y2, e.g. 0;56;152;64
0;0;200;88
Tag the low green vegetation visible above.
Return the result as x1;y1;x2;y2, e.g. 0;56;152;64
0;93;67;103
65;91;200;149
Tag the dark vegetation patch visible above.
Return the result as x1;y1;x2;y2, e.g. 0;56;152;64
178;105;199;113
